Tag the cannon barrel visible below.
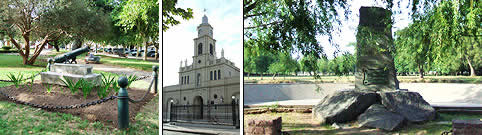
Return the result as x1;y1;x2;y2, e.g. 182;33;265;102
53;46;90;63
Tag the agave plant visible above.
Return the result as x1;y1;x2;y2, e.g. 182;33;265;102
79;79;94;99
7;72;24;88
44;84;52;94
98;73;116;98
61;77;82;94
25;73;36;91
126;75;138;88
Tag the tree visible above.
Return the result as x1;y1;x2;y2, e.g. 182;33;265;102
162;0;193;32
0;0;111;65
299;54;319;77
394;0;481;76
116;0;159;61
268;52;298;79
254;53;275;80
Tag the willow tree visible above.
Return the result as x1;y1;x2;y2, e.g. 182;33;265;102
116;0;159;61
0;0;111;65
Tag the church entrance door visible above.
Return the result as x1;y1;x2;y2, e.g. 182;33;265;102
193;96;204;119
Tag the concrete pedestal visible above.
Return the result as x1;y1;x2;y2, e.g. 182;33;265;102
41;63;101;86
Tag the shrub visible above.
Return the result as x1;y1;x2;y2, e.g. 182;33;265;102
2;46;12;51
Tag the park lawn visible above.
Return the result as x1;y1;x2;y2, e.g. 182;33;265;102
96;55;158;72
244;75;482;84
0;53;159;134
0;95;159;135
244;112;482;135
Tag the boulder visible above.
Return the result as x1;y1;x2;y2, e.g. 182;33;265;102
312;90;377;124
379;91;436;123
357;104;405;131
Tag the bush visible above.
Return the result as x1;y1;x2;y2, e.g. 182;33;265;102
2;46;12;51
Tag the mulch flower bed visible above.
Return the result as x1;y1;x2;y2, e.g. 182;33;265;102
0;83;155;127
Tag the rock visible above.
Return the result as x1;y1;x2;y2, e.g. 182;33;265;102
379;91;436;123
312;90;377;124
357;104;405;131
245;116;282;135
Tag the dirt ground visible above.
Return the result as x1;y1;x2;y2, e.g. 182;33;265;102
0;83;155;127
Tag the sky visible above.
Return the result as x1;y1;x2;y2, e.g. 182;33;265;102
163;0;414;86
163;0;243;86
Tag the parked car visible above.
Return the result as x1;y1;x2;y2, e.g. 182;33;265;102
131;50;144;56
104;48;112;53
147;50;158;57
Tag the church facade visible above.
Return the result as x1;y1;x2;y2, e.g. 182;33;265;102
162;14;240;122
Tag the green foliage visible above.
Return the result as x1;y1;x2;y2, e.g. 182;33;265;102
0;0;112;65
7;73;24;88
25;73;36;91
127;75;138;88
44;84;52;94
244;0;349;58
116;0;159;45
162;0;193;32
78;80;94;99
61;77;82;94
99;73;116;98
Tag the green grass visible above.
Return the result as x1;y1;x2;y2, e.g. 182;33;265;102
0;53;159;134
244;112;482;135
0;97;159;134
244;75;482;84
97;55;158;72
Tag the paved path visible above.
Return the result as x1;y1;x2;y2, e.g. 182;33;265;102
163;130;201;135
163;123;240;135
244;83;482;107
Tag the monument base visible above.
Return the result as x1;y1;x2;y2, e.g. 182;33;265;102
41;72;101;86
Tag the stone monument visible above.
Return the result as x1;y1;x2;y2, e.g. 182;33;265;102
355;7;399;92
41;47;101;86
313;7;436;131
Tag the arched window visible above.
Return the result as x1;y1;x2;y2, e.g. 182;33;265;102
209;44;213;55
187;76;189;84
214;70;217;80
198;43;203;55
218;70;221;79
210;71;213;80
197;73;201;86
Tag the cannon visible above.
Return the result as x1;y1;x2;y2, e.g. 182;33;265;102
53;46;90;64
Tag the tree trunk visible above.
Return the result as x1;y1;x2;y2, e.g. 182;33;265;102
466;56;476;76
260;73;263;80
53;40;60;52
144;42;148;61
155;46;159;60
272;73;277;80
136;46;140;57
418;64;424;79
247;73;250;79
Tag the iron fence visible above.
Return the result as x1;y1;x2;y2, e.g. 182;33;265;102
170;101;240;127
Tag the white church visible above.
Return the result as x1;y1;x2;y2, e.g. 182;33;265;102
163;14;240;123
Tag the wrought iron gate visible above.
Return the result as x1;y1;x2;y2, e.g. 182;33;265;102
170;101;239;127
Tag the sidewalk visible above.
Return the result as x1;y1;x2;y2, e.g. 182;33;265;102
163;122;240;135
93;52;159;62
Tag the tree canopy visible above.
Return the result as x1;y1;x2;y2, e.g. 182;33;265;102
0;0;111;65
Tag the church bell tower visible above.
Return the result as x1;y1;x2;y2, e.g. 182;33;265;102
193;14;217;68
